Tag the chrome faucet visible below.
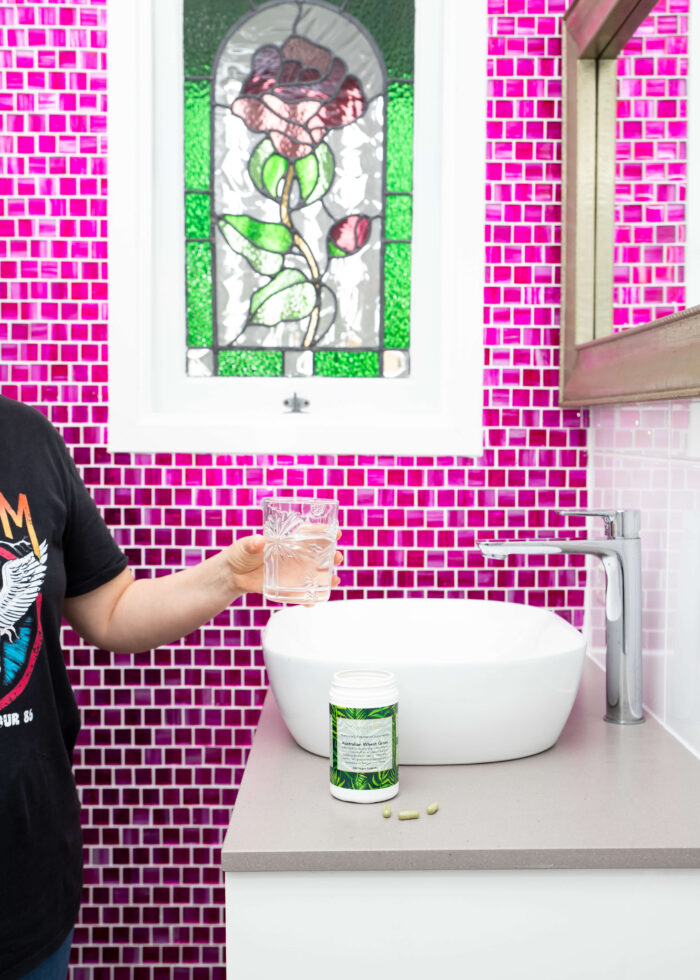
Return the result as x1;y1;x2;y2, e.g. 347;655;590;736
479;509;643;725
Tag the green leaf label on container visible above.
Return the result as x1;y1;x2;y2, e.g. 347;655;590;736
329;703;398;790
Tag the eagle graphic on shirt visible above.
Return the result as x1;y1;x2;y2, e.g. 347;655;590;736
0;539;47;710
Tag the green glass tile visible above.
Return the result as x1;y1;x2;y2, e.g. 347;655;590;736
384;242;411;348
186;241;213;345
345;0;414;79
314;350;380;377
386;82;413;192
183;0;252;77
184;80;211;191
218;349;283;376
185;193;211;238
385;194;412;240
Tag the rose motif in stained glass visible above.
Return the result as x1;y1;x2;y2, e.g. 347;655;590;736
232;37;366;161
219;31;372;348
186;0;416;378
328;215;371;257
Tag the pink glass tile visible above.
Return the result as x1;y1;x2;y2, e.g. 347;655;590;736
0;0;603;972
613;0;688;328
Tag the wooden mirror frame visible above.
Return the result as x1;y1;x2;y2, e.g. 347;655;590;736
561;0;700;405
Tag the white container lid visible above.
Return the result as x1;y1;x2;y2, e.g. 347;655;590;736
329;669;398;707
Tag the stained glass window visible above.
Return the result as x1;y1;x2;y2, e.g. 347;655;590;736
183;0;414;379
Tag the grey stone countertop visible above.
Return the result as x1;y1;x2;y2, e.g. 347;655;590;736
221;658;700;872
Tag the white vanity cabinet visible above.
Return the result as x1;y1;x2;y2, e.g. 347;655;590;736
222;663;700;979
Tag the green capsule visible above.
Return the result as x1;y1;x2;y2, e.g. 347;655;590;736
382;804;392;818
426;802;439;815
398;810;420;820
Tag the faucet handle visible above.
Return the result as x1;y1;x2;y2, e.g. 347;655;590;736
558;508;641;539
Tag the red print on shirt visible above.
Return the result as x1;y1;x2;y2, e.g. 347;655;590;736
0;493;46;711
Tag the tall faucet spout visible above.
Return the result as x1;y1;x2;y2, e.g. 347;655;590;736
478;509;643;725
479;540;563;558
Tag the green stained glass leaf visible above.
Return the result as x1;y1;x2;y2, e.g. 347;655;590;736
249;269;316;326
222;215;292;253
384;242;411;347
249;138;275;193
262;154;289;199
315;351;380;377
386;82;413;193
295;153;318;200
218;350;283;377
217;218;285;276
295;143;334;205
327;240;346;258
184;80;210;191
249;139;289;199
185;193;210;238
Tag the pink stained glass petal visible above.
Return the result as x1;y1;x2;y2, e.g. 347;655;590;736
299;67;322;83
281;35;332;75
316;75;365;128
242;74;278;97
331;217;356;251
275;60;347;107
279;59;302;84
231;95;268;130
330;215;369;253
269;128;315;160
242;45;281;94
232;95;316;157
262;92;320;126
252;44;281;77
310;57;346;100
355;216;370;249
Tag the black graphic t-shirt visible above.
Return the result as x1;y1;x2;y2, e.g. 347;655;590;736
0;396;128;978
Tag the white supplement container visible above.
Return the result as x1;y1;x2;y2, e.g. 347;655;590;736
329;669;399;803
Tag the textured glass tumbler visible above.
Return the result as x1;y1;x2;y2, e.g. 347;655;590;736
262;497;339;604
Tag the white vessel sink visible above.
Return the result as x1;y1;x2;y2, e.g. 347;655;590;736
261;598;587;764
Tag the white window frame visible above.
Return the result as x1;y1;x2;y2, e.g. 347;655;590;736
107;0;486;455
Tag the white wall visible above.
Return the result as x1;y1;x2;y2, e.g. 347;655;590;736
587;399;700;758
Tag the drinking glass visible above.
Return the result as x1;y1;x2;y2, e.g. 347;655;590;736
262;497;339;604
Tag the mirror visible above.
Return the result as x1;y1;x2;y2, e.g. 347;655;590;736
614;5;689;328
561;0;700;405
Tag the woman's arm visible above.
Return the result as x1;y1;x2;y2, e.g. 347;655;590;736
64;534;339;654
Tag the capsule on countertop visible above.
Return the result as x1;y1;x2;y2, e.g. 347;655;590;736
382;804;392;818
426;802;439;815
398;810;420;820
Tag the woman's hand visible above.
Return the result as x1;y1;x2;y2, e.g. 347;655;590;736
225;533;343;596
226;534;266;595
64;534;345;655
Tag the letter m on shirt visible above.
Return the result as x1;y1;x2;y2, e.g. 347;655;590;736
0;493;41;559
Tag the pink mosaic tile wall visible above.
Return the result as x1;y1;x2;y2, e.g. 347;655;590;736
0;0;588;974
614;0;688;329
